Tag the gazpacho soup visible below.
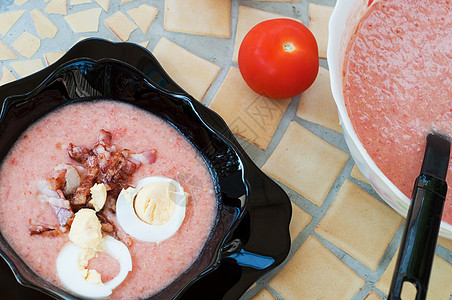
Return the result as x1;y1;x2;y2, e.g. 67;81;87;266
0;100;217;299
343;0;452;223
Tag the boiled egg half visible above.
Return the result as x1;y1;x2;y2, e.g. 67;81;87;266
57;209;132;299
116;176;187;243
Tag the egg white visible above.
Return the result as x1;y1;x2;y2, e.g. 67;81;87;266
116;176;187;243
56;236;132;299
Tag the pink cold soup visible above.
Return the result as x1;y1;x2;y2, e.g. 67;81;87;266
0;100;217;299
343;0;452;224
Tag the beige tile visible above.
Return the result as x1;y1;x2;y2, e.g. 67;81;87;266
308;3;334;59
0;10;25;36
0;67;16;86
316;180;402;270
438;237;452;251
247;282;257;292
376;252;452;300
289;201;312;242
0;40;19;60
126;4;158;34
262;122;348;205
43;51;65;66
120;0;133;4
251;288;275;300
31;8;58;39
153;38;221;101
104;11;137;42
365;290;382;300
269;236;365;299
164;0;230;38
94;0;110;12
209;67;290;150
11;32;41;59
233;6;286;62
351;164;369;183
10;59;44;78
70;0;91;4
14;0;28;5
297;67;341;133
64;8;102;33
45;0;68;15
137;40;149;48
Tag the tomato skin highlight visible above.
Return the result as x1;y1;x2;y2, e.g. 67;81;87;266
238;19;319;99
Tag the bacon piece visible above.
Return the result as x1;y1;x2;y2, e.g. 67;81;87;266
47;169;67;191
29;220;67;236
130;150;157;164
68;143;89;162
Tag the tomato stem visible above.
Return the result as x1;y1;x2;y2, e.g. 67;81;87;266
283;42;295;52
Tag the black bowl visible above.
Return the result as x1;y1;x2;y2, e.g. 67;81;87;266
0;39;291;299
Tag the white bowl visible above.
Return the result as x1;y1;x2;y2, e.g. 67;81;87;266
327;0;452;239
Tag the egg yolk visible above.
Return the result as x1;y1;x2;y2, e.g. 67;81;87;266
134;182;177;225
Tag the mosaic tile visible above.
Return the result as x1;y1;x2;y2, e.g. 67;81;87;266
308;3;333;59
43;51;65;66
262;122;348;205
104;11;137;42
164;0;231;38
0;67;16;86
10;59;44;78
126;4;158;34
209;67;290;150
316;180;403;270
12;32;41;59
351;164;369;183
438;237;452;251
365;290;382;300
376;252;452;299
233;6;285;62
0;10;25;36
0;40;19;60
31;8;58;39
289;201;312;242
64;8;102;33
152;38;221;101
70;0;92;5
94;0;110;12
269;236;365;299
296;67;341;133
45;0;68;15
251;288;274;300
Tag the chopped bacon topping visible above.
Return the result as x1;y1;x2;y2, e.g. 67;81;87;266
31;130;157;239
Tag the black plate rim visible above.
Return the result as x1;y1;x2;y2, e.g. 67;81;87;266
0;38;292;300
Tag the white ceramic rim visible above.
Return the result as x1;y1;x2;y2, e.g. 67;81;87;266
327;0;452;239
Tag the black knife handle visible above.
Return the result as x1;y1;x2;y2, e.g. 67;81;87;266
388;174;447;300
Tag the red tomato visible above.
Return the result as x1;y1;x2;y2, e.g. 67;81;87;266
238;19;319;99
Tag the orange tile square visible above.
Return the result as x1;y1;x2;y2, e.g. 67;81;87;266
308;3;334;58
296;67;342;133
209;67;290;150
251;288;275;300
153;38;221;101
438;237;452;251
164;0;231;38
262;121;349;206
289;201;312;242
365;290;382;300
316;180;403;270
269;236;365;299
351;164;369;183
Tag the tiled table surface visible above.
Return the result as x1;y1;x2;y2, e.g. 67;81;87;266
0;0;451;299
